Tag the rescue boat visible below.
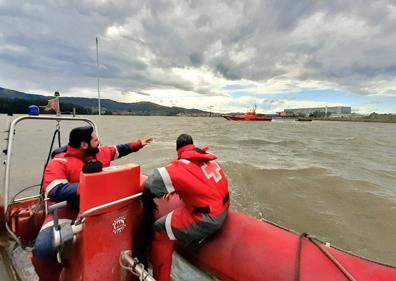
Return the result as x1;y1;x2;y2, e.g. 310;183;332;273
1;115;395;281
222;104;272;121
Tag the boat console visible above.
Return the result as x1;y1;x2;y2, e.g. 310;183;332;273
59;163;146;281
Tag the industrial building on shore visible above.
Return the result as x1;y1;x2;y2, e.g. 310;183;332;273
282;106;351;117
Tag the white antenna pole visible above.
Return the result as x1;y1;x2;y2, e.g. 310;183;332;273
96;37;101;116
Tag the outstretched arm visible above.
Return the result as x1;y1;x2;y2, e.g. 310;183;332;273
113;138;153;159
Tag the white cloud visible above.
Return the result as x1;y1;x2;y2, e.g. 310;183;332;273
359;79;396;96
291;12;378;44
0;0;396;113
0;44;29;55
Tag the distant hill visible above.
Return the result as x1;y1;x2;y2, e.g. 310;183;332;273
0;87;210;116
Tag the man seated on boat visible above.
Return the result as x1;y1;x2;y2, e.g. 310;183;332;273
144;134;230;281
31;126;152;281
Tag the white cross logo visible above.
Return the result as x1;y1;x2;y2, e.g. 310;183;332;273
201;161;222;183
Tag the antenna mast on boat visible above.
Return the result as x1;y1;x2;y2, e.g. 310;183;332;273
208;105;213;117
96;37;101;116
54;91;61;117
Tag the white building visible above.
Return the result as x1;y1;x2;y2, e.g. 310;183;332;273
284;106;351;116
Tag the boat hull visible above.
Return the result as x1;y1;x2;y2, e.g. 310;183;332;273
223;115;272;121
156;196;396;281
2;170;395;281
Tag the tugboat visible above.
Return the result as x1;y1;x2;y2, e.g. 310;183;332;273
223;103;272;121
1;114;396;281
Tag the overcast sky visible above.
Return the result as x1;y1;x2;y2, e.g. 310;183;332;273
1;0;396;113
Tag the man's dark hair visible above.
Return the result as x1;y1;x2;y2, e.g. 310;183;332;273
176;134;193;151
69;126;94;148
82;160;103;174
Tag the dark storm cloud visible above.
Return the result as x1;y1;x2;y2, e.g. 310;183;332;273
1;0;396;97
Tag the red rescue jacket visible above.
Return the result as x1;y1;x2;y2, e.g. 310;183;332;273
42;142;142;225
146;144;229;217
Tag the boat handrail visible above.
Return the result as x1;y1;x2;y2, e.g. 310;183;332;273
75;192;142;224
13;194;43;203
3;115;98;214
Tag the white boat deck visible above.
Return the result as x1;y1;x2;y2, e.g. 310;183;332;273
0;252;14;281
0;235;38;281
0;243;16;281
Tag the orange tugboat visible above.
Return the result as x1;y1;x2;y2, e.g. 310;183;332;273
223;103;272;121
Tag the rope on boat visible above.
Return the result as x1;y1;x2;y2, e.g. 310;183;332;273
119;250;155;281
294;233;357;281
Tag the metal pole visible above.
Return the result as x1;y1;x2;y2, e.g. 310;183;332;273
96;37;101;116
75;192;142;224
2;114;12;155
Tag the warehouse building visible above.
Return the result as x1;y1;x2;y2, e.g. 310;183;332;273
284;106;351;117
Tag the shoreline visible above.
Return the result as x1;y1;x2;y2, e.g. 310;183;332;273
311;117;396;123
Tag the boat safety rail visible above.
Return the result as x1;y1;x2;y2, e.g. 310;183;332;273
75;192;143;224
3;115;97;213
120;250;155;281
294;233;357;281
48;201;83;262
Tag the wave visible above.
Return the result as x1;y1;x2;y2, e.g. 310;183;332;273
221;160;396;265
236;138;305;147
221;161;328;186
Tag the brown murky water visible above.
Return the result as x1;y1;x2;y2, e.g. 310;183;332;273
1;115;395;265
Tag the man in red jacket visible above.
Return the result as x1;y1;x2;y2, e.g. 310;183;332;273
32;126;152;281
144;134;230;281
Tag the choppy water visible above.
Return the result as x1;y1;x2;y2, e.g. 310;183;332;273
1;115;395;265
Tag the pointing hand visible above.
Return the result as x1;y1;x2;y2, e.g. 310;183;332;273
141;138;153;147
